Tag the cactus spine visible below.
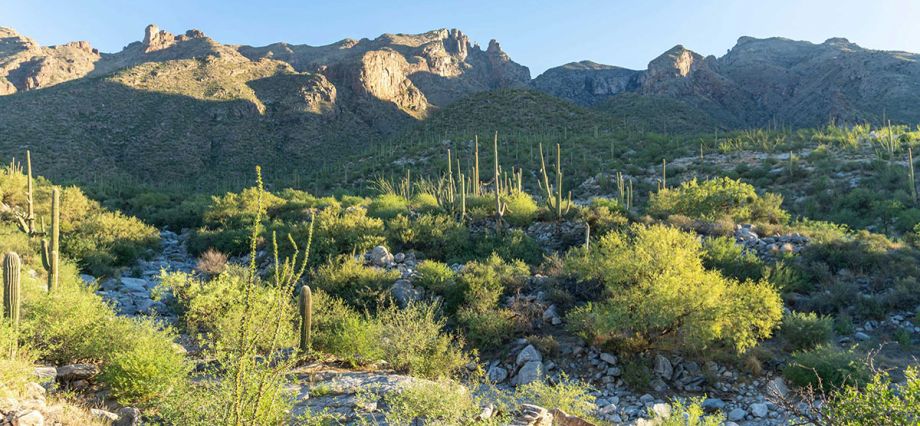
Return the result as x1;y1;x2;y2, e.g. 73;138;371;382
3;252;21;358
41;187;60;292
538;143;572;221
299;285;312;352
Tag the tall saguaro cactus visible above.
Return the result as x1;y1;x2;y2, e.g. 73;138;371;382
299;285;313;352
42;187;61;292
26;151;35;235
493;132;507;232
3;252;21;358
473;135;481;196
539;143;572;221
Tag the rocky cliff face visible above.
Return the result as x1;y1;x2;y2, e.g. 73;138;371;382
0;27;100;95
533;37;920;127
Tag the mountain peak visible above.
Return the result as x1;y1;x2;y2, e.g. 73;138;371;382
648;44;702;78
142;24;208;53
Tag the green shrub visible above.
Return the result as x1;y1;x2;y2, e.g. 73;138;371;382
379;379;481;425
410;193;441;214
310;207;386;262
503;192;539;226
702;235;765;281
102;319;190;405
467;229;542;265
456;255;529;312
514;376;597;420
159;266;297;352
457;307;516;351
368;193;409;219
310;256;400;312
783;346;871;392
413;260;456;294
386;214;469;261
781;311;833;351
824;366;920;424
564;224;783;353
580;198;629;236
311;289;384;367
376;302;468;378
648;177;788;224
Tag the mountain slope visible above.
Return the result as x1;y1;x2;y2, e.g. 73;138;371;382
533;37;920;127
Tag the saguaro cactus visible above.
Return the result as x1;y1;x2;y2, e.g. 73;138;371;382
3;252;21;358
493;132;507;232
299;285;313;352
473;135;481;196
539;143;572;221
26;151;35;235
42;187;61;292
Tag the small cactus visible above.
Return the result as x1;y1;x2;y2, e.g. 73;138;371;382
3;252;21;358
41;187;60;292
299;285;312;352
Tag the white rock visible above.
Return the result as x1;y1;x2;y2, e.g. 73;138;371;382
13;410;44;426
600;352;618;365
750;402;768;418
516;344;542;366
512;361;542;386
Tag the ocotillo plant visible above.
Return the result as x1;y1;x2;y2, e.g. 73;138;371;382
41;187;60;292
299;285;312;352
3;252;21;358
493;132;507;232
538;143;572;221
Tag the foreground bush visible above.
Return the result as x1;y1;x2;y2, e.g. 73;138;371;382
565;224;782;353
310;256;400;312
824;366;920;424
783;346;871;392
780;311;833;351
649;177;788;224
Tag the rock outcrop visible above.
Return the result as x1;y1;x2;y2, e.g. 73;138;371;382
0;27;100;95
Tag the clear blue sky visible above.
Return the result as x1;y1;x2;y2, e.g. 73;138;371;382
3;0;918;76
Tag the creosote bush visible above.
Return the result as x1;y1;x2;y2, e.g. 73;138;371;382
565;224;782;353
309;256;400;312
783;346;871;392
649;177;788;224
780;311;833;351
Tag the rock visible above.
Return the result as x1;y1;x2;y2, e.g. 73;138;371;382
114;407;142;426
854;332;871;341
727;408;747;422
91;409;120;422
56;363;99;381
599;352;618;365
512;361;543;386
701;398;725;411
79;274;96;284
478;404;494;420
487;365;509;383
389;279;421;308
516;344;542;366
766;377;790;398
597;403;618;415
511;404;553;426
119;277;149;293
653;355;673;380
369;246;394;267
542;305;560;323
650;403;671;418
750;402;768;418
550;408;597;426
22;383;45;400
639;394;655;404
12;410;44;426
394;252;406;263
32;367;56;380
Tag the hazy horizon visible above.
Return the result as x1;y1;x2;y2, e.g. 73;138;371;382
3;0;919;75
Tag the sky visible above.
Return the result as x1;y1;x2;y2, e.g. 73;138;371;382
3;0;919;76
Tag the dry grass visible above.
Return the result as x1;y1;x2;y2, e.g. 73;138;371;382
196;248;228;275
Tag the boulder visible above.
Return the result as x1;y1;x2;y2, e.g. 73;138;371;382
653;354;673;380
487;365;509;383
12;410;44;426
389;279;421;308
550;408;597;426
750;403;768;418
91;409;120;422
727;408;747;422
510;404;553;426
599;352;618;365
368;246;393;267
766;377;790;398
56;363;99;382
516;344;542;366
512;361;542;386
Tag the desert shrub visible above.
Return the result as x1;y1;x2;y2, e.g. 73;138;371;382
0;322;37;397
310;207;386;262
457;307;516;351
456;255;530;311
413;260;456;294
648;177;788;224
310;289;384;366
467;228;542;265
781;311;833;351
195;248;228;275
386;214;469;261
580;197;629;236
503;192;539;226
514;376;597;420
702;235;765;281
202;187;285;229
367;193;410;219
309;256;400;312
376;302;469;378
159;266;297;352
783;346;871;392
101;319;190;405
410;193;441;214
824;366;920;424
564;224;782;353
380;379;481;426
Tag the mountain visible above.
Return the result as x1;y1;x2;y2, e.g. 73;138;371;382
533;37;920;127
3;25;920;189
0;25;530;185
